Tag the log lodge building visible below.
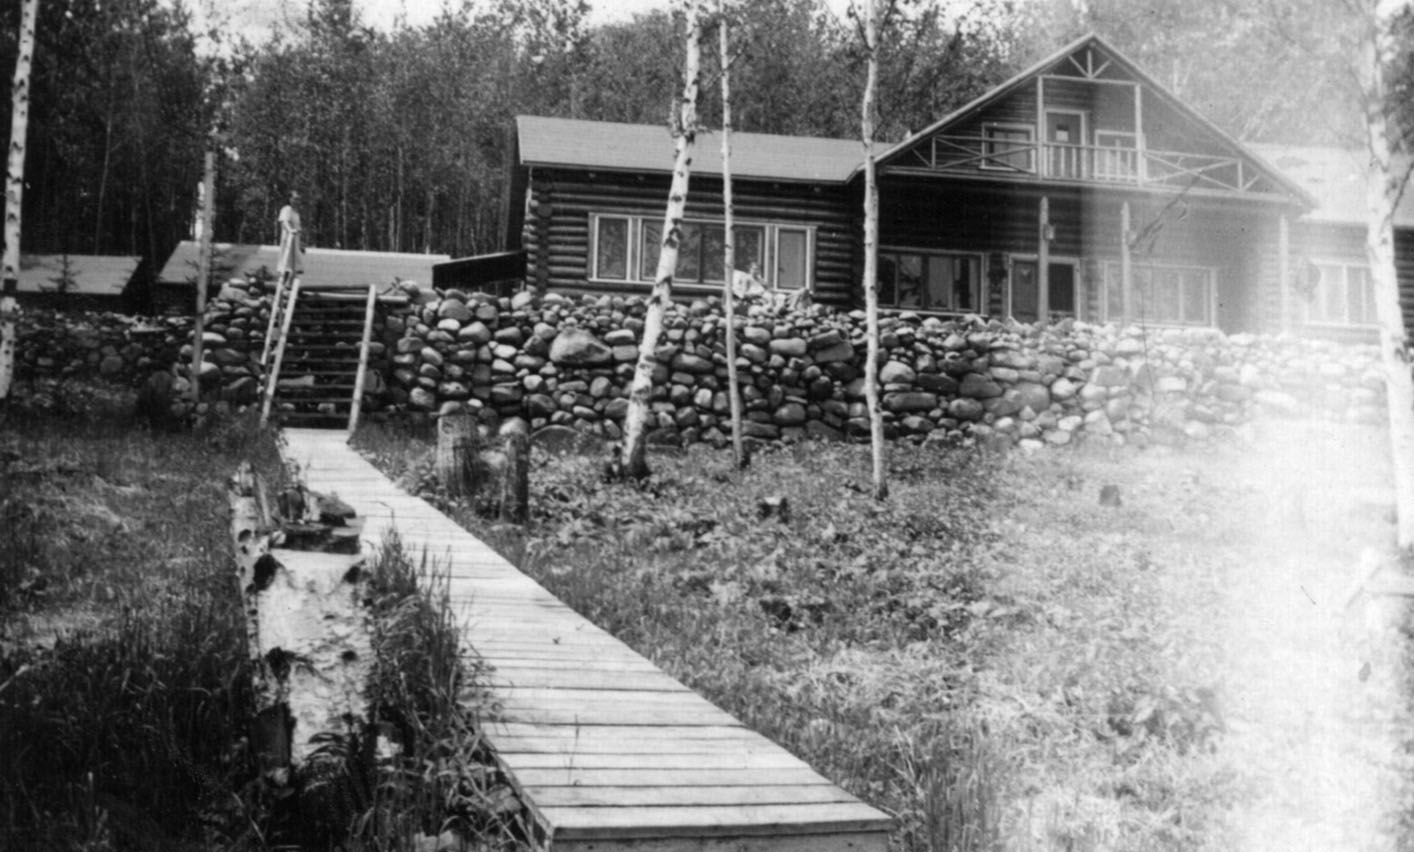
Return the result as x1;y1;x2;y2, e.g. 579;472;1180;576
505;34;1414;342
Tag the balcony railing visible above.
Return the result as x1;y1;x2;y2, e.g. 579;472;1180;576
911;135;1264;194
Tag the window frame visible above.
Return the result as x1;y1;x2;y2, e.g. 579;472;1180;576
876;247;984;313
980;122;1036;173
1101;261;1216;327
589;213;814;292
1303;260;1377;328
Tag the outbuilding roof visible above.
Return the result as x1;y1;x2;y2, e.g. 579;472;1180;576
516;115;862;184
157;241;450;290
17;254;141;297
1250;144;1414;228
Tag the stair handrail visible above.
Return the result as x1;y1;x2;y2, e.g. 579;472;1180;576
260;276;289;368
347;283;378;437
259;277;302;427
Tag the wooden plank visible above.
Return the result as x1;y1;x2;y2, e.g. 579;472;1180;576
487;669;690;692
496;703;739;727
499;752;811;771
541;803;890;838
524;785;858;808
488;724;750;742
510;767;830;788
551;829;888;852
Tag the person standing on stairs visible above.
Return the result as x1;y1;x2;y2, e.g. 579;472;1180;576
277;190;304;288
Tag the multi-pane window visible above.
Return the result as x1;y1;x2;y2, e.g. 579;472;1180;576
1305;262;1376;326
878;251;980;312
1103;263;1214;326
593;215;809;290
982;123;1034;172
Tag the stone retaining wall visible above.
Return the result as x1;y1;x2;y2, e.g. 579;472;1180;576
16;284;1388;449
16;309;191;386
373;287;1386;449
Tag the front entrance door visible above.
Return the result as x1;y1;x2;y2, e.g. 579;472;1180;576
1011;259;1078;323
1045;110;1087;178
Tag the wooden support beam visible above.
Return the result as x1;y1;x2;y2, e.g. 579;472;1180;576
1121;200;1133;324
1038;196;1051;322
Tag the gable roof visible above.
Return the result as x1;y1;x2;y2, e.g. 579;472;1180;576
18;254;140;297
157;241;450;290
516;115;861;184
1251;143;1414;227
871;33;1313;205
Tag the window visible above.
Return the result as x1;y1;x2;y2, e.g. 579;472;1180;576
1103;263;1214;326
592;214;806;290
1305;262;1376;326
593;216;630;280
1095;130;1139;181
982;123;1034;172
877;251;980;312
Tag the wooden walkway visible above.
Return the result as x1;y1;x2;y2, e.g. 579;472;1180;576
281;429;892;852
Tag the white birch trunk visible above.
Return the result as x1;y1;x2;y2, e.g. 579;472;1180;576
192;148;217;405
720;5;745;468
862;0;888;500
0;0;39;402
621;1;703;479
1362;0;1414;551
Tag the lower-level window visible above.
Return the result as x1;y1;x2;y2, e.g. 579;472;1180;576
1103;262;1214;326
877;250;980;312
592;214;812;290
1305;261;1376;326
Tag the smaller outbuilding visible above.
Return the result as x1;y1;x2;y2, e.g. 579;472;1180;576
15;254;143;312
152;241;451;313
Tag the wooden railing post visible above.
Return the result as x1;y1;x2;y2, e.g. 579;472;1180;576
347;283;378;438
260;278;301;427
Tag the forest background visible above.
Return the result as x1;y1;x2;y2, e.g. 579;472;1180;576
0;0;1404;282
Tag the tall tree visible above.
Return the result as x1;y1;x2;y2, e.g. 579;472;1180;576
859;0;887;499
718;1;745;468
0;0;37;402
1358;0;1414;549
620;1;703;479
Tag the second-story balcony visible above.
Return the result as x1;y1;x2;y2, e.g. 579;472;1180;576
904;134;1266;195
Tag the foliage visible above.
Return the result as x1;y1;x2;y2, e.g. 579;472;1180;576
0;386;283;850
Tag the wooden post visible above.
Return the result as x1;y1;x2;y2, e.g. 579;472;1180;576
1121;200;1133;324
1038;196;1051;322
436;411;481;499
347;283;377;437
1278;213;1291;334
500;431;529;524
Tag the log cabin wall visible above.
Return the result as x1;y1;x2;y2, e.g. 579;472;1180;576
519;167;856;305
876;177;1285;332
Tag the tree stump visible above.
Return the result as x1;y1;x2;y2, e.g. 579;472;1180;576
436;411;482;498
500;431;530;524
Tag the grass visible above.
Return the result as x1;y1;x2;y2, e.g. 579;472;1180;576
355;419;1408;852
0;384;284;850
0;382;527;851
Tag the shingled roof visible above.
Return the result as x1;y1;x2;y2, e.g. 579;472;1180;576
18;254;140;297
516;115;862;184
1250;144;1414;228
157;242;450;290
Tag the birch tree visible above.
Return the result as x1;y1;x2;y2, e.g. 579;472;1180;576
0;0;38;403
860;0;888;500
1358;0;1414;550
620;0;703;479
719;1;746;468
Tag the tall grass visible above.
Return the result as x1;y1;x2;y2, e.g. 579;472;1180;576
0;391;283;850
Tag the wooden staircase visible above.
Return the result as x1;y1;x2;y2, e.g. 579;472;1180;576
260;283;379;430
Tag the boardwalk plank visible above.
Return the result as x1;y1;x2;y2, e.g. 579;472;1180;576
280;429;892;851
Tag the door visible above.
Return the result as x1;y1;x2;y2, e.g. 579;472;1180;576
1011;259;1077;323
1045;111;1087;178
